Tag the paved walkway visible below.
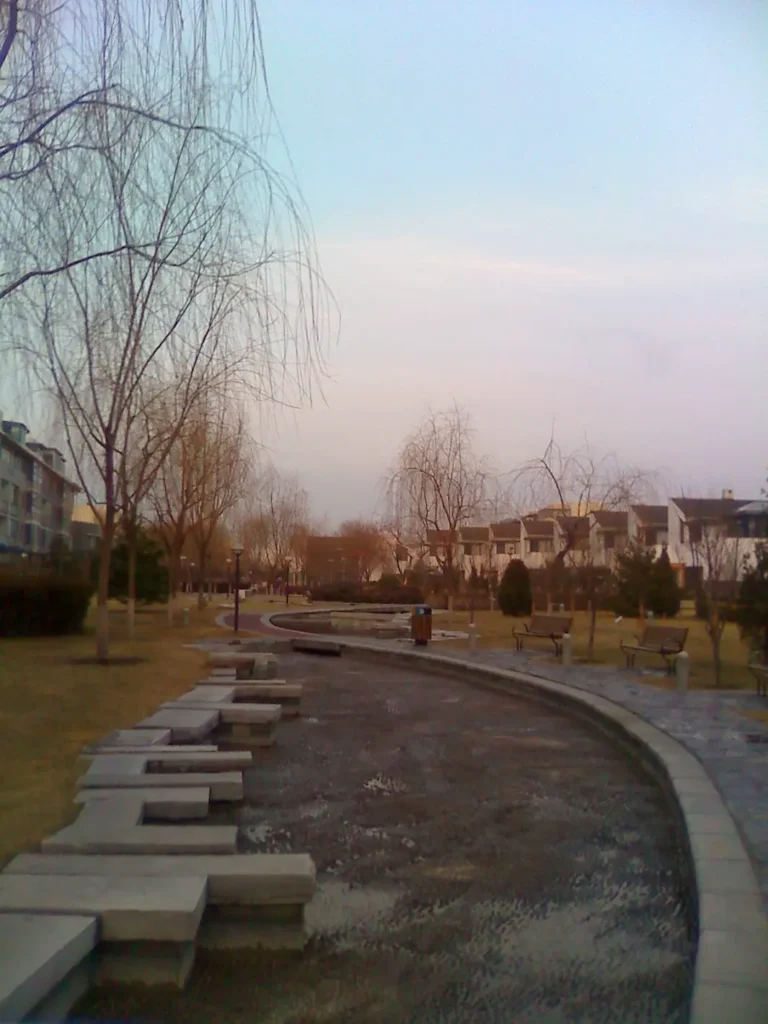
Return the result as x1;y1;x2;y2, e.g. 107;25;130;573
228;611;768;911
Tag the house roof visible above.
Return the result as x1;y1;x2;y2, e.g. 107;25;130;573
672;497;753;520
426;529;453;545
591;510;628;530
490;520;521;540
737;501;768;516
459;526;490;542
522;518;555;538
556;516;591;538
631;504;668;527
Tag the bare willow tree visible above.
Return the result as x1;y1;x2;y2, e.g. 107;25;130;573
339;519;388;583
239;464;308;585
187;397;251;609
682;504;743;688
387;405;488;607
512;434;650;656
2;1;332;660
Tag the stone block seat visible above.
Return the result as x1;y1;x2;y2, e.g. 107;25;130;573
207;651;278;679
133;708;220;742
162;699;282;747
0;913;97;1023
7;852;316;917
77;752;250;802
0;873;206;988
182;682;303;717
42;791;238;854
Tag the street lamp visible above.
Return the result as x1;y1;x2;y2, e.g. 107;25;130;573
231;544;243;633
190;561;195;596
226;558;232;598
180;554;187;593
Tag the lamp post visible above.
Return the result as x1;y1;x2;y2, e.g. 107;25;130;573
190;561;195;596
226;558;232;598
180;554;187;593
231;544;243;633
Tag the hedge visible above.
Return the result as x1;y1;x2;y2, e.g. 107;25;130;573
309;581;425;605
0;574;94;636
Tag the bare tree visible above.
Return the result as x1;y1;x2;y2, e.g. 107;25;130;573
3;2;332;660
187;397;251;610
684;510;742;687
339;519;388;583
513;434;650;658
387;406;488;608
239;464;308;586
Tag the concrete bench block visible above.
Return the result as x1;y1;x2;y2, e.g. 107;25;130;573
76;771;243;802
82;750;251;781
8;853;317;907
0;913;97;1024
291;637;342;656
0;875;207;942
208;652;278;680
163;702;281;725
134;708;220;742
174;686;237;704
42;823;239;855
90;728;171;749
74;787;211;821
82;745;219;757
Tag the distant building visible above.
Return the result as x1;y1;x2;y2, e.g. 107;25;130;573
0;417;79;558
70;503;105;555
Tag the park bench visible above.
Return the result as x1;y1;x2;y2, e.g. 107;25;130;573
513;613;573;657
748;653;768;697
621;624;688;675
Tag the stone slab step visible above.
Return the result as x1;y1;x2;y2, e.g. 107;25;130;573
174;686;237;703
134;708;219;741
162;702;282;724
93;728;172;748
7;854;317;906
208;652;277;666
81;751;251;781
76;771;243;802
82;744;219;757
41;824;238;855
74;787;210;820
0;912;97;1024
0;875;207;942
291;637;342;656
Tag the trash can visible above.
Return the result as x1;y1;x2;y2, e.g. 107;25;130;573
411;604;432;646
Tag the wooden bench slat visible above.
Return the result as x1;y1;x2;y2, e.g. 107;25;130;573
621;624;688;674
512;614;573;657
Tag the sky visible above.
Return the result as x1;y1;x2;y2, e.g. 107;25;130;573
250;0;768;524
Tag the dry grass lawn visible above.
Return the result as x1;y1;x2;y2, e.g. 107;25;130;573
437;607;755;691
0;593;284;866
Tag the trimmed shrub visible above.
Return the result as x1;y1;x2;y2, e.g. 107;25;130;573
308;581;424;605
0;573;94;636
107;533;168;604
498;559;532;617
648;547;681;618
736;543;768;657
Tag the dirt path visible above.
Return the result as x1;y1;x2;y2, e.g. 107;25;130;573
76;652;694;1023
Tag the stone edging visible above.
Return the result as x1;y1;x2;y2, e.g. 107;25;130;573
260;610;768;1023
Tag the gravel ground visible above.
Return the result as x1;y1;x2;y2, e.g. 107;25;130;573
74;652;695;1023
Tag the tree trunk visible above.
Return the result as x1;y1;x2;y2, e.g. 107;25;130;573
587;599;597;661
95;520;114;663
126;529;137;641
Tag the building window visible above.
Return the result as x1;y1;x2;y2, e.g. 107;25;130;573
528;539;539;553
604;532;615;550
463;544;474;556
496;542;505;555
689;522;702;544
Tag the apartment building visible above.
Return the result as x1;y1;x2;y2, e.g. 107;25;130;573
588;510;629;568
0;418;79;557
666;493;767;582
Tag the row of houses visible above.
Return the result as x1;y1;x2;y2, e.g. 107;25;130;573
419;494;768;585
